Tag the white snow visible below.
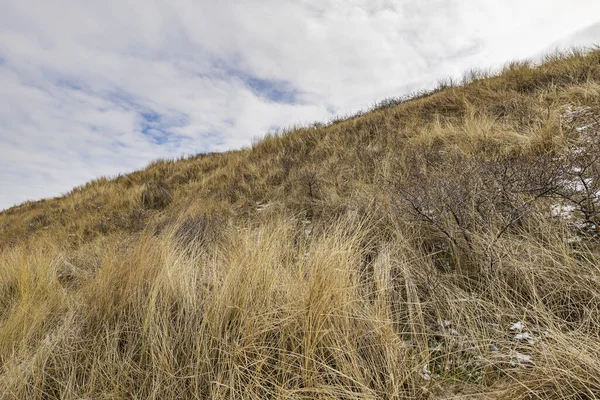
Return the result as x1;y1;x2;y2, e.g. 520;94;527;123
550;204;576;218
576;123;597;132
514;332;535;344
566;177;593;192
422;365;431;381
564;236;582;244
510;351;532;366
510;321;524;331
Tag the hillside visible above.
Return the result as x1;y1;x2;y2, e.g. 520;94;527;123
1;49;600;399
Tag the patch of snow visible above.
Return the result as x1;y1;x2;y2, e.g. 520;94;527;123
514;332;535;344
422;365;431;381
510;321;524;332
564;236;582;244
420;208;435;217
576;123;597;132
551;204;576;218
566;177;593;192
572;146;586;155
509;351;532;366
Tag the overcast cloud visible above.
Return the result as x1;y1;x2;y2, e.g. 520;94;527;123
1;0;599;210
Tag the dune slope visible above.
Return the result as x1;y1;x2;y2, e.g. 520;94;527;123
1;49;600;399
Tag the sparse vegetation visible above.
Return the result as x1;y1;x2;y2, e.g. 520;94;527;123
1;48;600;399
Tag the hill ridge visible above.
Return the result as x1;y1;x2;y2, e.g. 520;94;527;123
1;48;600;399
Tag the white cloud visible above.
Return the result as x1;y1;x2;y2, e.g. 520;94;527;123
543;22;600;54
1;0;599;210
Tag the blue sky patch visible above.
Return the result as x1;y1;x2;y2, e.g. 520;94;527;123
212;59;302;105
138;110;190;146
140;110;161;124
140;111;168;144
242;75;300;104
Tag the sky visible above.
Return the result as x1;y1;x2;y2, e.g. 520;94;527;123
1;1;599;210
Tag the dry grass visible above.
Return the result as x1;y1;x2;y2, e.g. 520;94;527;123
1;48;600;399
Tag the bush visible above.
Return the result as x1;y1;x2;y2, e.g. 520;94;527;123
393;144;565;271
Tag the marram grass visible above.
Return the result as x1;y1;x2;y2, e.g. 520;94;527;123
1;48;600;399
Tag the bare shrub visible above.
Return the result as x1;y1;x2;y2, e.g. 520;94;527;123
550;106;600;232
394;145;564;271
295;169;321;199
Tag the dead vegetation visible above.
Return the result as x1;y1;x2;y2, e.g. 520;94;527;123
1;48;600;399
